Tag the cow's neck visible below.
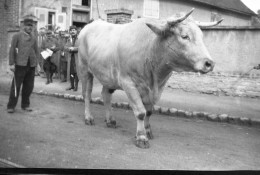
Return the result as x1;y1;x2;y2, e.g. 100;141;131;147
150;43;173;89
147;41;174;102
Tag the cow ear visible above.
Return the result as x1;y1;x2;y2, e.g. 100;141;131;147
146;22;166;36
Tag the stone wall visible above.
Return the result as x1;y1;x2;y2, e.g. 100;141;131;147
167;72;260;98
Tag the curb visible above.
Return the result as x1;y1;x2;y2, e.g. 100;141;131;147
34;91;260;129
0;158;25;168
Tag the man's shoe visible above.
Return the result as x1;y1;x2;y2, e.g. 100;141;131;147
66;87;74;91
22;107;33;112
7;108;14;113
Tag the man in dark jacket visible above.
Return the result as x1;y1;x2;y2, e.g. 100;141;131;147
58;31;68;82
65;26;79;91
7;18;39;113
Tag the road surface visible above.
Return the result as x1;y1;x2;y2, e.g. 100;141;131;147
0;91;259;170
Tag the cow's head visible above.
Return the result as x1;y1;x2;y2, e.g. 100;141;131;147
146;9;223;74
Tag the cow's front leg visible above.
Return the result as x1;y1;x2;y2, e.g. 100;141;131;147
102;86;116;128
144;105;154;140
122;82;149;149
83;72;95;125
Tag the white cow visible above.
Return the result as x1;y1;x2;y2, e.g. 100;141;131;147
77;9;222;148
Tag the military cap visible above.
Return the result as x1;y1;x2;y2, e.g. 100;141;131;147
46;30;53;35
69;25;77;31
24;18;33;26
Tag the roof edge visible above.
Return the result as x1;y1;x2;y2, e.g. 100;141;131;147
181;0;256;16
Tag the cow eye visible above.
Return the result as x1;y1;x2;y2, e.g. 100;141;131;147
181;35;190;40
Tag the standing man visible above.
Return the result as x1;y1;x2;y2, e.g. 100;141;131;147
65;26;79;91
58;31;68;82
7;18;39;113
41;30;60;84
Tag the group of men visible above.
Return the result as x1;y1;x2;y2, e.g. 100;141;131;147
7;17;80;113
40;25;79;91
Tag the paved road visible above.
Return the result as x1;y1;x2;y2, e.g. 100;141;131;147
1;74;260;122
0;92;259;170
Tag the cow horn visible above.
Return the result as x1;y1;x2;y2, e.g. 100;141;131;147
167;8;194;26
195;18;224;27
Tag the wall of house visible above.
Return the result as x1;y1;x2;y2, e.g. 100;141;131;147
0;0;20;73
20;0;72;30
161;0;251;26
91;0;143;19
91;0;252;26
203;27;260;73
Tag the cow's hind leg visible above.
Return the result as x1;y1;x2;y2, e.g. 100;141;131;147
83;72;94;125
102;86;116;128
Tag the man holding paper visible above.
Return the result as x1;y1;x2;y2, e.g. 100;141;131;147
7;18;39;113
41;30;60;84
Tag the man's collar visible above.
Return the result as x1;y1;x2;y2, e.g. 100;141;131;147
71;34;77;38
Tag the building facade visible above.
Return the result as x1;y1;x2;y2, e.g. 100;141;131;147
0;0;91;73
21;0;91;31
91;0;256;26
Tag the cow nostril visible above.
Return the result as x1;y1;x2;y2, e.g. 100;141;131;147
205;60;213;68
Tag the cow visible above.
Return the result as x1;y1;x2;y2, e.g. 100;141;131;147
77;9;223;148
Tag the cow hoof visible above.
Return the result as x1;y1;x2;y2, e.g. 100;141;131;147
106;120;117;128
135;140;150;149
85;119;95;125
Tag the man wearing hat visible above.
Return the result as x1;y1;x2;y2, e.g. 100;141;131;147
7;18;39;113
41;30;60;84
64;25;79;91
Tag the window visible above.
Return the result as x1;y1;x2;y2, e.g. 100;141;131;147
35;7;66;31
143;0;159;18
73;11;89;23
62;7;67;13
82;0;89;6
48;12;56;30
72;0;89;6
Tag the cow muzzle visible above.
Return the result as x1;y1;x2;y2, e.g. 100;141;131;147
196;59;215;74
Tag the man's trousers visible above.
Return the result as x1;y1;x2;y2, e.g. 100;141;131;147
7;65;35;109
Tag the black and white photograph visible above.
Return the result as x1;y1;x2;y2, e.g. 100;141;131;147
0;0;260;173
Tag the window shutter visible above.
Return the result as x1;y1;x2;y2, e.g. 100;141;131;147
56;13;67;31
35;7;48;31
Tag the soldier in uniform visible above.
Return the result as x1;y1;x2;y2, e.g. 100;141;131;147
41;30;60;84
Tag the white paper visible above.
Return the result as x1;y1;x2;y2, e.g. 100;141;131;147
41;48;53;59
